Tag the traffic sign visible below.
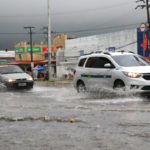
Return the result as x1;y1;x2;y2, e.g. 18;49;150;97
140;23;146;32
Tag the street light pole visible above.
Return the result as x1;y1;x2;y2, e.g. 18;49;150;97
24;26;35;78
47;0;52;80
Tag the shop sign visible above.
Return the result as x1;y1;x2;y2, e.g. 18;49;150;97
42;47;54;52
27;47;41;52
42;47;48;52
15;47;25;53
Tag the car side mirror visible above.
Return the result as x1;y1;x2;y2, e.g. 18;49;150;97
104;63;112;68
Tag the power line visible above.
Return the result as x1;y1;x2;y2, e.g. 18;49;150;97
0;22;141;36
0;32;51;35
116;41;137;49
55;23;141;34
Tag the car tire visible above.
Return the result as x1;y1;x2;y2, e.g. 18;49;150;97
113;80;125;90
77;81;86;93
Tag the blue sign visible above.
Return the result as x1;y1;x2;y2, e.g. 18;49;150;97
137;28;149;57
108;47;115;51
79;50;84;56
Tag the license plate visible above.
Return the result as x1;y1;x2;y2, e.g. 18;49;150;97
18;83;27;86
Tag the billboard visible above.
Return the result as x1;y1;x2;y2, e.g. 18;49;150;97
16;47;25;53
27;47;41;52
137;28;150;59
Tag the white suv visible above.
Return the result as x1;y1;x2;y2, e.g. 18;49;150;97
73;51;150;93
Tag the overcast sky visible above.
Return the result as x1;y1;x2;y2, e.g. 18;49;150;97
0;0;147;49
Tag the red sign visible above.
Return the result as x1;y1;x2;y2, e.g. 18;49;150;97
140;34;148;51
42;47;48;52
42;47;54;52
140;23;146;32
51;47;54;52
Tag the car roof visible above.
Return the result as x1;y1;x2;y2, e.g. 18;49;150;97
79;51;135;59
0;65;17;68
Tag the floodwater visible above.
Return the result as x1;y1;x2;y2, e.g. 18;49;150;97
0;84;150;150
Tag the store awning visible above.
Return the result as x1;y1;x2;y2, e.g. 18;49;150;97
6;58;56;65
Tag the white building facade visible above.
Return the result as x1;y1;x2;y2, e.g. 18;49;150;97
65;28;137;59
56;28;137;79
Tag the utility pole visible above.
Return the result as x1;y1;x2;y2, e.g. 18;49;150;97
24;26;35;78
47;0;52;80
136;0;150;50
42;26;48;44
42;26;56;44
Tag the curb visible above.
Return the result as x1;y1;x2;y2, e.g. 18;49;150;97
34;80;73;86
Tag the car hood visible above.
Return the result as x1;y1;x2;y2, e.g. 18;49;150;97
121;66;150;73
1;73;31;80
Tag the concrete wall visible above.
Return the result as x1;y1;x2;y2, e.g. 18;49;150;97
65;29;137;59
0;50;15;57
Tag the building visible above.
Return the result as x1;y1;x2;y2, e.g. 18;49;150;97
15;41;48;62
52;34;67;53
56;28;138;79
10;34;68;79
0;50;15;65
65;29;137;61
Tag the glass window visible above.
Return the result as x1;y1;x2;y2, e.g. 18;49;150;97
85;57;114;68
78;58;87;67
112;55;150;67
0;65;24;74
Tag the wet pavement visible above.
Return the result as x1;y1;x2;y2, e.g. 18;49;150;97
0;85;150;150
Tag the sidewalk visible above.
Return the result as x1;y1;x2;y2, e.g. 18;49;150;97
34;79;73;86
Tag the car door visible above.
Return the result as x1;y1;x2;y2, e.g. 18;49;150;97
97;57;115;89
84;56;115;90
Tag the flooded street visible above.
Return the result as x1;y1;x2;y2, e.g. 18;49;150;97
0;84;150;150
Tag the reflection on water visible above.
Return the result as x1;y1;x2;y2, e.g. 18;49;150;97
0;85;150;150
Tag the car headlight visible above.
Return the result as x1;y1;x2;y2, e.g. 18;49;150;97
27;77;33;81
123;72;142;78
6;79;16;82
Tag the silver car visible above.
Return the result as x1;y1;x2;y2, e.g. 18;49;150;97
0;65;34;89
73;51;150;93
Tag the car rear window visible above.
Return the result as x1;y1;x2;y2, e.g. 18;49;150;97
78;58;87;67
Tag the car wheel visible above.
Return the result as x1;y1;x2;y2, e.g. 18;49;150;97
114;80;125;90
77;81;86;93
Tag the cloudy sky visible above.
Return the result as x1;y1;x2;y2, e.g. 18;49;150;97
0;0;147;49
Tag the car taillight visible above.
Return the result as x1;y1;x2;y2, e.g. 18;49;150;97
73;69;76;75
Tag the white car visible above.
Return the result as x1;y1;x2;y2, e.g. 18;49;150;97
73;51;150;93
0;65;34;89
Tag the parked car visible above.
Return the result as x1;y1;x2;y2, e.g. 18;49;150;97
73;51;150;93
0;65;34;89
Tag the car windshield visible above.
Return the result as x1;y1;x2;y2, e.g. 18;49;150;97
0;65;24;74
112;55;150;67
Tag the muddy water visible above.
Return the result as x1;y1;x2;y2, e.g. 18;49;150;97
0;85;150;150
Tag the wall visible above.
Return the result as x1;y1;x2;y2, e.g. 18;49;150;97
0;50;15;64
65;29;137;59
52;34;67;53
